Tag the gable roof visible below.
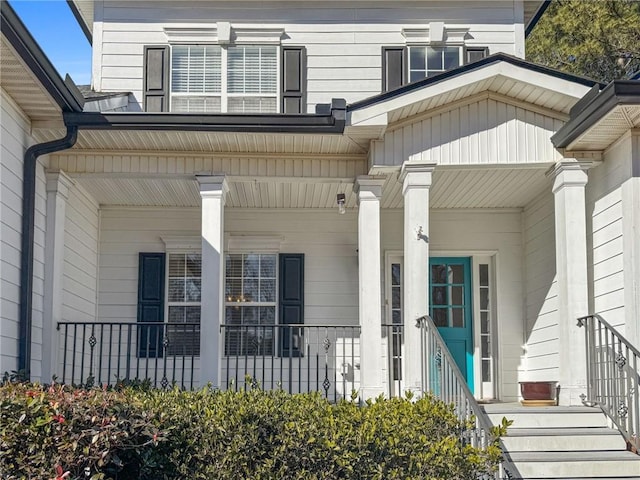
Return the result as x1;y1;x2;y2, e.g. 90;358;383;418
349;53;602;112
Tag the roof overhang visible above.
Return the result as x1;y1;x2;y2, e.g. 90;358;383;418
552;81;640;151
69;0;548;49
67;0;92;45
62;99;346;134
524;1;551;37
348;54;601;132
1;1;84;118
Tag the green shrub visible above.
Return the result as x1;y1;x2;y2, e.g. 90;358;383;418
0;383;502;480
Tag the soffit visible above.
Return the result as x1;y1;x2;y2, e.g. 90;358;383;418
0;36;61;120
386;75;575;124
348;60;596;133
564;105;640;151
33;127;368;154
70;165;550;209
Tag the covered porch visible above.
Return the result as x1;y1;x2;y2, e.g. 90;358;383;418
37;56;598;404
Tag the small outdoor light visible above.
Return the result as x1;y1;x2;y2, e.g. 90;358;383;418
336;193;346;214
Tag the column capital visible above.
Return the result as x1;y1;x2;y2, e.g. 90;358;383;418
355;175;385;202
45;170;74;199
400;162;436;193
546;159;592;193
197;174;229;200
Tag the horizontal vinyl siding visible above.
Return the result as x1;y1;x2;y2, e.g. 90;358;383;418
523;192;558;381
0;90;46;380
372;98;564;166
96;1;519;111
586;137;634;333
98;207;359;326
63;184;100;323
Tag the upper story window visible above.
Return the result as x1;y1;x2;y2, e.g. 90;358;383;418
381;24;488;92
143;32;305;114
170;45;278;113
408;46;461;82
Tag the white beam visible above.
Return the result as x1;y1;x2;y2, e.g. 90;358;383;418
197;175;228;388
548;159;590;405
42;170;74;383
400;162;436;395
355;175;385;399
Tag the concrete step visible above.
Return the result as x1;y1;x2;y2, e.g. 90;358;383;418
502;427;626;452
505;450;640;478
483;404;608;429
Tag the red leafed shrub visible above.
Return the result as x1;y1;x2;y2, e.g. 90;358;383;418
0;383;165;480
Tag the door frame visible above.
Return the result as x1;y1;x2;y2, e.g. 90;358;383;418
385;250;499;400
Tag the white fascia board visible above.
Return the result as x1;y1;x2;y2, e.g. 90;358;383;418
349;62;593;128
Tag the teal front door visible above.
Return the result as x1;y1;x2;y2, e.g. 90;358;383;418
429;257;474;393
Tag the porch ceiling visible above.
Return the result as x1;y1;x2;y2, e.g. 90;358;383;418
0;36;62;121
71;165;550;210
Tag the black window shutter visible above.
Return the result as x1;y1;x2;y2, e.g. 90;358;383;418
382;46;407;92
143;46;170;112
279;253;304;357
281;47;307;114
464;47;489;65
137;252;165;358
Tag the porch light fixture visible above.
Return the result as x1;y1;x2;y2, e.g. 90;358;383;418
336;193;346;214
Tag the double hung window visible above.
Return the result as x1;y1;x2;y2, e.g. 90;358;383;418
224;253;278;356
166;253;202;356
170;45;278;113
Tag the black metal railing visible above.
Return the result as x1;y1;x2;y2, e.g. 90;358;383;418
220;324;360;402
578;314;639;453
56;322;200;389
418;315;505;479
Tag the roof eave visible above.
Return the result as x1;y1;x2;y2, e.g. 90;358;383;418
1;1;84;112
63;101;347;134
66;0;92;45
525;0;551;38
551;81;640;149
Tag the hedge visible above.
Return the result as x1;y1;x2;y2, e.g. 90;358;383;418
0;382;503;479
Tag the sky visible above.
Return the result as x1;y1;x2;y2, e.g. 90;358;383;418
8;0;92;85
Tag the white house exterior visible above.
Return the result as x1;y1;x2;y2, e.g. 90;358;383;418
1;0;639;415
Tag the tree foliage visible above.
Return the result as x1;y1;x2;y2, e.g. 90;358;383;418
526;0;640;83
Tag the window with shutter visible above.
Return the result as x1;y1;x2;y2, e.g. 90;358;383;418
156;44;291;114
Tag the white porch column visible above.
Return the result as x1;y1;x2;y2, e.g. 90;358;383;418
42;171;73;383
355;176;385;399
198;175;228;388
549;160;590;405
400;162;435;395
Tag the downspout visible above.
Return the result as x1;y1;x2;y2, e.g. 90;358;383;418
18;126;78;378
